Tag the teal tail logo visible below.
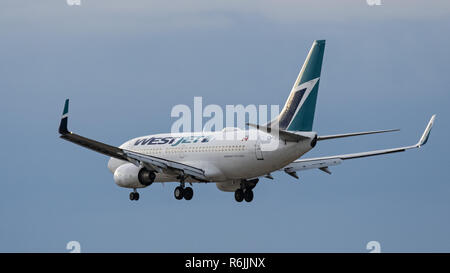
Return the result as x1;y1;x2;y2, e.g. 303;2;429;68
277;40;325;132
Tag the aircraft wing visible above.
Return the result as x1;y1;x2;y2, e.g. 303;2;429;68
122;150;207;180
58;99;207;181
282;115;436;178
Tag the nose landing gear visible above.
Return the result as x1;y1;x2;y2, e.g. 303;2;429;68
129;189;140;201
174;186;184;200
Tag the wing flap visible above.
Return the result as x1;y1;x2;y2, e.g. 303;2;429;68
284;158;342;173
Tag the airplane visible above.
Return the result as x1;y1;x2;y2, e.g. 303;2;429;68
58;40;436;202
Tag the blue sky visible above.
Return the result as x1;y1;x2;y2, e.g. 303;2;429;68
0;0;449;252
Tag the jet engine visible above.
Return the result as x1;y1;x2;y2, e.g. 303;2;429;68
138;168;156;186
113;163;155;188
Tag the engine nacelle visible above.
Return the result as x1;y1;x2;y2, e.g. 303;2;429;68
113;163;155;188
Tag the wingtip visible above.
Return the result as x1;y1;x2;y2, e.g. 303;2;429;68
63;99;69;115
59;99;70;135
417;115;436;147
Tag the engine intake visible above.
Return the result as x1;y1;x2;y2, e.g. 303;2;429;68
138;168;156;186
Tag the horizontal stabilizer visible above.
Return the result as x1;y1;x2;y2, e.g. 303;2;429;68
246;123;311;142
318;128;399;141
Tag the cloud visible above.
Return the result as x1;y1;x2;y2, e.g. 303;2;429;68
0;0;449;32
85;0;450;23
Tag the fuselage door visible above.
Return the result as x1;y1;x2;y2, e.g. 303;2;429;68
255;140;264;160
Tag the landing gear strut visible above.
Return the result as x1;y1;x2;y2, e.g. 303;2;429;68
129;189;140;201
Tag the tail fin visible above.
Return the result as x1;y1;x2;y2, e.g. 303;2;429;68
276;40;325;131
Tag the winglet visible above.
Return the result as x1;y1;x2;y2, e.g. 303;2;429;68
59;99;70;135
417;115;436;147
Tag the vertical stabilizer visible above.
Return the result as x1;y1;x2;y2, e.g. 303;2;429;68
276;40;325;131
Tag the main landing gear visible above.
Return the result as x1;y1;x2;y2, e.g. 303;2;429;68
129;189;140;201
234;178;258;203
234;188;253;203
174;181;194;201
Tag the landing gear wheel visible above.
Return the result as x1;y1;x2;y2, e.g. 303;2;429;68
183;187;193;200
234;189;244;202
174;186;184;200
244;189;253;202
129;192;139;201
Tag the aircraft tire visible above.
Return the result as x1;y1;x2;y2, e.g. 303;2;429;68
183;187;193;200
244;189;253;202
174;186;184;200
235;189;244;202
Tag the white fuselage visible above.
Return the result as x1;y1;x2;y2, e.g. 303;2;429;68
108;128;315;187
